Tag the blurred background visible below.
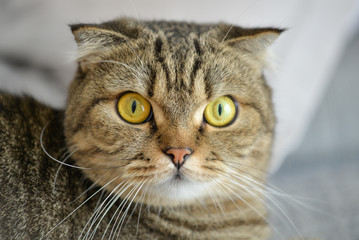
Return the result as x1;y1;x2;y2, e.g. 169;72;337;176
0;0;358;239
269;28;359;240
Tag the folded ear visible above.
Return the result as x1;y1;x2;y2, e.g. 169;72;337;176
70;24;125;62
219;25;285;54
71;24;127;45
69;19;139;66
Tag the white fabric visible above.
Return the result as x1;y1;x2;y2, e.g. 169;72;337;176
0;0;358;172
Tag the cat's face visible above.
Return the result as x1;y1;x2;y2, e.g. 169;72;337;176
65;18;280;207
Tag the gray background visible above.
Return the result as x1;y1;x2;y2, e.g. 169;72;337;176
0;1;358;239
269;29;359;240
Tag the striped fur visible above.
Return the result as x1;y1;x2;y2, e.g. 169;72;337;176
1;18;283;239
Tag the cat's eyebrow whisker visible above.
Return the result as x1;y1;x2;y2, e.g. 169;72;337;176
221;24;235;42
40;174;122;240
123;37;145;68
130;0;141;26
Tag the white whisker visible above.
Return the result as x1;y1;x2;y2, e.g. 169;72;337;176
52;150;77;193
94;188;107;212
41;124;92;170
114;179;148;240
227;171;304;240
238;171;332;217
217;178;286;240
220;170;297;240
212;179;247;220
130;0;141;26
123;179;153;231
68;179;102;206
203;174;225;216
124;38;144;68
135;180;152;236
40;175;121;240
106;180;143;240
81;176;134;240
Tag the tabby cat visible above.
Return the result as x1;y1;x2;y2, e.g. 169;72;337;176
0;18;283;239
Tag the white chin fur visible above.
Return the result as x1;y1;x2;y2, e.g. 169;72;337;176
148;176;214;203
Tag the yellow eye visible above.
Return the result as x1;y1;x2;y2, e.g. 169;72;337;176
204;96;237;127
117;92;152;124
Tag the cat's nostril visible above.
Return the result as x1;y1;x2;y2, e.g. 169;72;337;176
165;147;193;170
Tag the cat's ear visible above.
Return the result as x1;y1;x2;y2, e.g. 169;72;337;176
70;24;128;62
71;24;127;46
219;25;285;54
69;20;141;71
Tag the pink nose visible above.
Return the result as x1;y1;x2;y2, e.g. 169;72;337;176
166;148;193;170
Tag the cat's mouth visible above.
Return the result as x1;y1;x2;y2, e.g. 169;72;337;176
174;172;183;180
168;169;187;184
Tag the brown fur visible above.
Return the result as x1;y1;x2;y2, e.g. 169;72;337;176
0;18;283;239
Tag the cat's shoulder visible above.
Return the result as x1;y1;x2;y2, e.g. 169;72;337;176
0;91;65;184
0;92;88;239
0;91;61;126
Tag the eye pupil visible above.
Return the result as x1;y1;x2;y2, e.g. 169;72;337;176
218;103;223;116
131;100;137;113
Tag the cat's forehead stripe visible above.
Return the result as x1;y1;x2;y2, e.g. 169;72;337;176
193;39;202;56
146;64;156;97
148;35;209;100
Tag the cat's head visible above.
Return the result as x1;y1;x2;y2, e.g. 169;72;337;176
65;18;282;207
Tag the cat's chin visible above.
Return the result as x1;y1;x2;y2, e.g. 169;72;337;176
142;173;215;207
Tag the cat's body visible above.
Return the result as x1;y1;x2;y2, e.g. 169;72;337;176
0;18;282;239
0;96;268;239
